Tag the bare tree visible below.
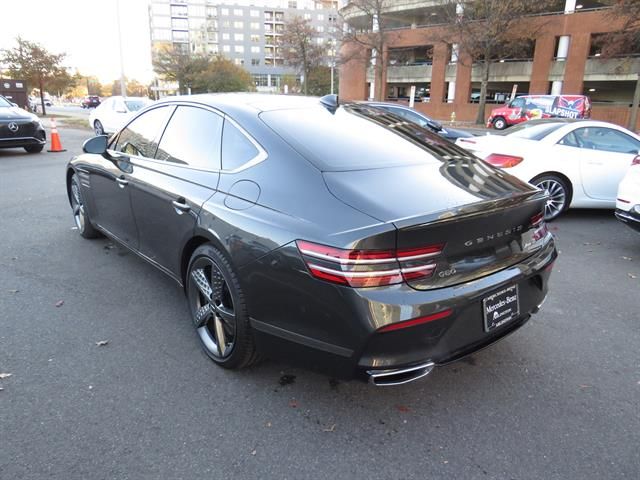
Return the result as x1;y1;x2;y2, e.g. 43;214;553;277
281;16;325;95
438;0;555;125
339;0;394;101
597;0;640;129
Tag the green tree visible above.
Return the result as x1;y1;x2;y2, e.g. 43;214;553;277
152;45;209;94
192;55;254;93
306;66;333;96
281;16;325;95
1;37;68;115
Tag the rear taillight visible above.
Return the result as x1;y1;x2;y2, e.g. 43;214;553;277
530;212;548;241
632;155;640;166
296;240;445;288
485;153;524;168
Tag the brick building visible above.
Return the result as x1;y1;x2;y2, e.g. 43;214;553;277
339;0;640;129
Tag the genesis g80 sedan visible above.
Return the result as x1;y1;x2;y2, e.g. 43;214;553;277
66;94;556;386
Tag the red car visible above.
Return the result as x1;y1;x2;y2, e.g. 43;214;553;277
487;95;591;130
81;96;101;109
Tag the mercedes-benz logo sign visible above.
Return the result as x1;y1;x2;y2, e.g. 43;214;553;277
8;122;19;132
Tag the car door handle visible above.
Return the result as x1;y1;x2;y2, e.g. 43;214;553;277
172;199;191;213
116;177;128;188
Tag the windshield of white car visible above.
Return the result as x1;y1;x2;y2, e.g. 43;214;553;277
0;97;12;108
500;122;565;141
125;101;148;112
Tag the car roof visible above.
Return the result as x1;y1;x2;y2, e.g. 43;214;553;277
157;93;321;114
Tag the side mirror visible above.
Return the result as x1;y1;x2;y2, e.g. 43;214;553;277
427;120;443;131
82;135;108;155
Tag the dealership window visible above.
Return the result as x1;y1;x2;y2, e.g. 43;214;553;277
172;18;188;30
151;3;170;16
253;74;269;86
156;107;224;170
188;5;205;17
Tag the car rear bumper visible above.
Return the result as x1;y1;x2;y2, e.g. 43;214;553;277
244;237;557;382
615;208;640;233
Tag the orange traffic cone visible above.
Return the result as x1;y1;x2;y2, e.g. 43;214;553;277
47;117;66;152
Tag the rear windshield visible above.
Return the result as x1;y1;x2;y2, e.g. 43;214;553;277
501;122;565;141
125;100;148;112
260;104;451;171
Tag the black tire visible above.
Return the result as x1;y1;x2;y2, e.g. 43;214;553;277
186;244;259;369
69;173;101;239
24;144;44;153
531;174;571;221
94;120;105;136
492;116;507;130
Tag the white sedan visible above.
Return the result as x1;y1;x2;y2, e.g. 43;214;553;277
456;119;640;220
89;96;152;135
616;158;640;233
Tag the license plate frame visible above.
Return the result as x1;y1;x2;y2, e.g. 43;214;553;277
482;284;520;332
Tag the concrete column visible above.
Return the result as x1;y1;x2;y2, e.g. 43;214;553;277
551;81;563;95
564;0;577;13
557;36;570;60
447;82;456;103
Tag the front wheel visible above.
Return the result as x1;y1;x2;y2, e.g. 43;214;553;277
492;116;507;130
70;174;101;238
531;174;571;221
94;120;105;136
24;144;43;153
186;244;259;369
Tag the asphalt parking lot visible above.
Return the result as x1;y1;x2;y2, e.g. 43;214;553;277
1;128;639;480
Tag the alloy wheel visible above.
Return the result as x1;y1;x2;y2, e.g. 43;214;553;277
94;120;104;136
70;176;86;231
536;178;566;220
188;257;237;359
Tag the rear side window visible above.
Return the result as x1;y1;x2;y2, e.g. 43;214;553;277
221;121;260;171
572;127;640;154
155;106;224;169
114;106;173;158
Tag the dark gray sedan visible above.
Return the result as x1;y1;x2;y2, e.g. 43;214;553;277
66;94;555;385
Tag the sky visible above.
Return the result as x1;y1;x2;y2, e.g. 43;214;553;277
0;0;154;83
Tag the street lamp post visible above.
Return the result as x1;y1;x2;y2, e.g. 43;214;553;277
116;0;126;97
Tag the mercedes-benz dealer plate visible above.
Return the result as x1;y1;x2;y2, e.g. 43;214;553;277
483;284;520;332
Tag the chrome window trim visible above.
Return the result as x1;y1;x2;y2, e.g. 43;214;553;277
107;100;267;174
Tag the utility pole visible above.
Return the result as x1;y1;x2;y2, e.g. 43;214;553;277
116;0;127;97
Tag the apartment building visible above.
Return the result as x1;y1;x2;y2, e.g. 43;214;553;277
339;0;640;128
148;0;340;93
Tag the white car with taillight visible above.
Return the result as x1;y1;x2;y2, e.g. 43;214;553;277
615;159;640;233
88;96;152;136
455;119;640;220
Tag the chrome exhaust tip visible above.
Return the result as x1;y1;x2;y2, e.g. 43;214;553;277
367;361;435;387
